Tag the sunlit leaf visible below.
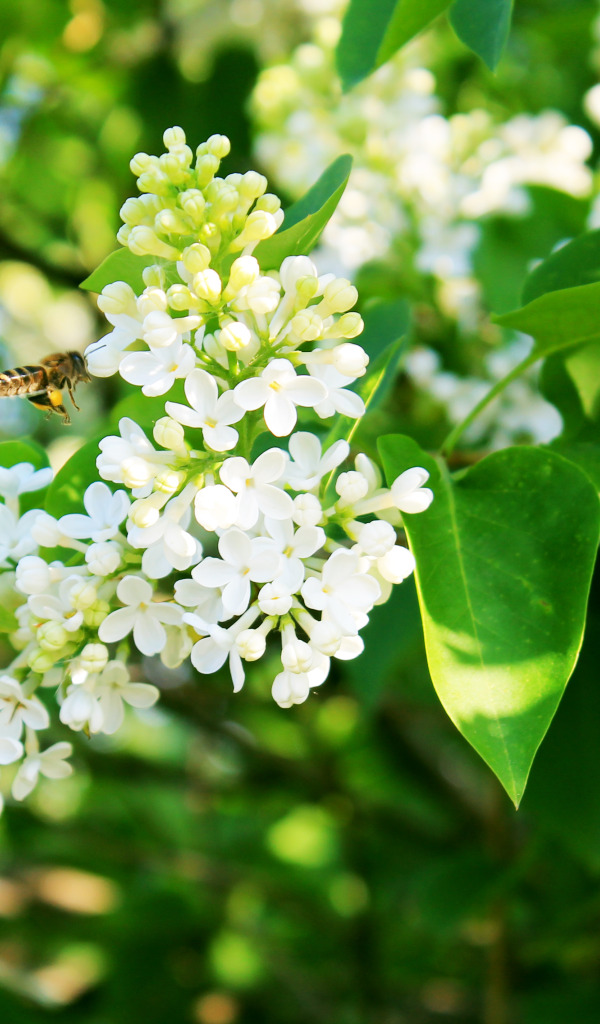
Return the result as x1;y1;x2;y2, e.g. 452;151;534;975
494;280;600;357
522;229;600;305
379;434;600;806
80;249;157;294
253;155;352;270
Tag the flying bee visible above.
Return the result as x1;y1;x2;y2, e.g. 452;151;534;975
0;351;91;425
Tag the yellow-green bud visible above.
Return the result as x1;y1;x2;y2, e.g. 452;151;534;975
137;286;168;317
28;648;60;674
163;126;187;150
254;193;281;214
179;189;206;222
238;170;267;199
69;580;98;610
154;468;185;494
290;310;323;341
38;621;69;652
219;320;253;351
332;312;364;338
141;265;164;288
204;134;231;159
166;284;198;311
227;255;260;292
97;282;138;317
321;279;358;314
192;268;222;304
181;243;211;274
154;208;190;235
154;416;186;451
84;600;111;628
80;643;109;674
128;226;180;260
195;153;219;187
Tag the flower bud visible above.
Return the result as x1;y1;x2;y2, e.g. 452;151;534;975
79;643;109;674
166;284;197;311
38;621;69;652
179;189;206;222
355;520;396;557
137;287;168;317
163;126;187;150
254;193;281;214
332;312;364;339
195;153;219;187
238;170;267;199
31;512;63;547
181;243;211;274
321;278;358;314
128;226;180;260
335;471;369;505
282;639;313;673
83;600;111;628
308;620;342;656
377;545;416;584
154;469;185;494
332;343;369;378
97;281;138;317
16;556;51;595
68;579;98;610
192;268;222;303
154;417;186;452
219;320;253;351
28;648;60;674
204;134;231;159
292;493;322;528
236;629;266;662
258;583;293;616
129;498;161;528
227;255;260;291
85;542;121;576
290;310;323;341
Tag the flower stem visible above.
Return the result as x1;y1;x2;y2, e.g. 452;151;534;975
440;350;539;458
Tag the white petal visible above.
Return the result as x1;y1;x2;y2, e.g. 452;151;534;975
256;483;293;520
133;612;166;655
122;682;160;709
264;393;297;436
99;606;138;643
117;574;153;606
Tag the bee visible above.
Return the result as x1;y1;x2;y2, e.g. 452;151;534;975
0;351;91;425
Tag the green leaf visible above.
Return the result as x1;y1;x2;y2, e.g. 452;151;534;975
0;606;18;633
336;0;451;90
80;248;157;294
253;155;352;271
541;342;600;491
522;229;600;305
379;434;600;806
493;280;600;358
45;436;106;517
449;0;514;70
0;439;49;471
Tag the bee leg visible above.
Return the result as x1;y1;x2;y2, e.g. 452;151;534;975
67;385;81;412
46;387;72;425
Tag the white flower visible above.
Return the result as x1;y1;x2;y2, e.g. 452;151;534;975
0;507;41;566
271;652;330;708
376;545;416;583
390;467;434;513
16;555;52;595
120;338;197;396
185;609;260;692
127;486;202;578
219;449;292;530
142;309;202;349
174;578;224;624
354;520;396;557
97;418;172;498
193;528;281;616
233;359;326;436
0;462;53;510
0;735;23;764
12;742;73;801
194;484;239;532
166;369;244;452
286;433;349;491
94;661;159;734
98;575;183;655
308;364;366;420
0;676;49;738
59;681;103;733
263;517;325;591
58;482;130;542
301;549;380;635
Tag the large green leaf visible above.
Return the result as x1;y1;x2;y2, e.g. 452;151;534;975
494;280;600;358
253;155;352;271
379;434;600;806
541;342;600;491
449;0;513;70
80;249;157;294
336;0;451;90
522;229;600;305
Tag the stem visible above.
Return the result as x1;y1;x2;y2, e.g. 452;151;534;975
440;350;539;458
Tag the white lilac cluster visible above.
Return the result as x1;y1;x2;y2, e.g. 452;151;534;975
0;128;433;810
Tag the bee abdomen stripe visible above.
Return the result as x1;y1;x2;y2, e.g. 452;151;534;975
0;367;45;394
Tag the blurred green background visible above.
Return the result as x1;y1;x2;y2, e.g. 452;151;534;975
1;2;600;1022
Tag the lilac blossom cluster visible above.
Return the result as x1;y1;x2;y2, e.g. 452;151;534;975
0;129;432;810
